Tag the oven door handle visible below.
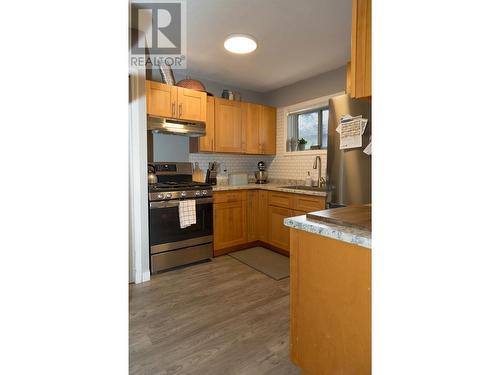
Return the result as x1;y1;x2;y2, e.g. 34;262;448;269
149;197;213;209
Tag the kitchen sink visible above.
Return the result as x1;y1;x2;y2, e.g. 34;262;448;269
279;185;328;192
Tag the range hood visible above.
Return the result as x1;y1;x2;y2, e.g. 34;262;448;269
147;116;206;137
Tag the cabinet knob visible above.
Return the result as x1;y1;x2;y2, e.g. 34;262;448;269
179;103;183;117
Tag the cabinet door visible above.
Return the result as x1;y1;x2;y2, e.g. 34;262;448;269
268;205;293;252
247;190;260;242
213;201;247;252
259;105;276;155
177;87;207;122
214;98;243;153
198;96;215;152
242;102;261;154
257;190;269;242
351;0;371;98
146;80;177;118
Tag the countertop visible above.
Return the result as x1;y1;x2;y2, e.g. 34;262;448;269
212;183;328;197
283;211;372;249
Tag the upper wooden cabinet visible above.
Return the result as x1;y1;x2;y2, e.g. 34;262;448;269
146;80;177;118
242;102;261;154
242;103;277;155
145;80;207;123
259;105;277;155
214;98;243;153
177;87;207;122
350;0;371;98
190;96;215;152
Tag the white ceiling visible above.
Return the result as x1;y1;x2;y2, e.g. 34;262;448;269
185;0;351;92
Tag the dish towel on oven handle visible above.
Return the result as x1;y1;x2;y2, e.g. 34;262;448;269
178;200;196;229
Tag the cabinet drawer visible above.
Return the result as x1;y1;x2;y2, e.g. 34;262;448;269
213;191;246;204
268;192;294;208
294;195;326;212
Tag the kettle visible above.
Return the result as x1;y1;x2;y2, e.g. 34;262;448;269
148;165;158;184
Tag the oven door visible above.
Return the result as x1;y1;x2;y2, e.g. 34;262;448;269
148;197;213;254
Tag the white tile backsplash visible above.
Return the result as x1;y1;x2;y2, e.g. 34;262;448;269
189;153;274;177
189;106;327;182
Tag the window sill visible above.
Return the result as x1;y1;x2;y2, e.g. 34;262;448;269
283;149;327;157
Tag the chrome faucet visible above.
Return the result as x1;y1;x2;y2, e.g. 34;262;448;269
313;156;325;187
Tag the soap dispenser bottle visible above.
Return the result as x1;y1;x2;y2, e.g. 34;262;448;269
305;171;312;187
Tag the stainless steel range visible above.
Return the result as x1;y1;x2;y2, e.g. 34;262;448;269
148;162;213;273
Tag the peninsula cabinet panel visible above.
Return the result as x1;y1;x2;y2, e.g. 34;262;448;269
268;205;292;252
242;102;261;154
146;80;177;118
259;105;277;155
351;0;371;98
290;229;371;374
213;200;247;253
177;87;207;123
214;98;243;153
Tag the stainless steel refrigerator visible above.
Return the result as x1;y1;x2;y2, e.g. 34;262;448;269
326;94;372;208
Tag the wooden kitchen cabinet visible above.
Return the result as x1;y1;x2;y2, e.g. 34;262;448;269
214;98;243;153
294;194;326;212
268;205;293;253
146;80;177;118
242;102;261;154
350;0;371;98
213;191;248;252
190;96;215;152
145;80;207;123
247;190;260;242
242;103;277;155
259;105;277;155
213;197;247;255
257;190;269;242
213;190;325;255
177;86;207;123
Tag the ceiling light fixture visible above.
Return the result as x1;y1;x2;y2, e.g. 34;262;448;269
224;34;258;54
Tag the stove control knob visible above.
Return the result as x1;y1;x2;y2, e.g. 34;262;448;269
156;193;164;199
201;190;207;196
180;191;187;197
165;193;172;199
195;191;201;196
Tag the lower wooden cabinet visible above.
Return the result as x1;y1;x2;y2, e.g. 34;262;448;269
247;190;260;242
268;205;293;253
213;199;247;254
213;190;325;255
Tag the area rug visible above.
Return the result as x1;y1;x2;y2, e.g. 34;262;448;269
228;247;289;280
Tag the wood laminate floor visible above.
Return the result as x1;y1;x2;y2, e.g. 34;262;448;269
129;255;300;375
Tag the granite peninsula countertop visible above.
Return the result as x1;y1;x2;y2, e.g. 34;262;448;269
212;183;328;197
283;213;372;249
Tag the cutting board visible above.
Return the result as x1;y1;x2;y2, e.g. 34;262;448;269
306;205;371;231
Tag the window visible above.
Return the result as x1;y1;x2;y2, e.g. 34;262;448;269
287;106;329;151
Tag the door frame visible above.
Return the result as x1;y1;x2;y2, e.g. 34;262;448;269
129;67;150;284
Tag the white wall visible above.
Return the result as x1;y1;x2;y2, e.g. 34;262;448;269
264;66;346;107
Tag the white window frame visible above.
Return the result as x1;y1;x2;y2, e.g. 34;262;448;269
283;92;344;156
